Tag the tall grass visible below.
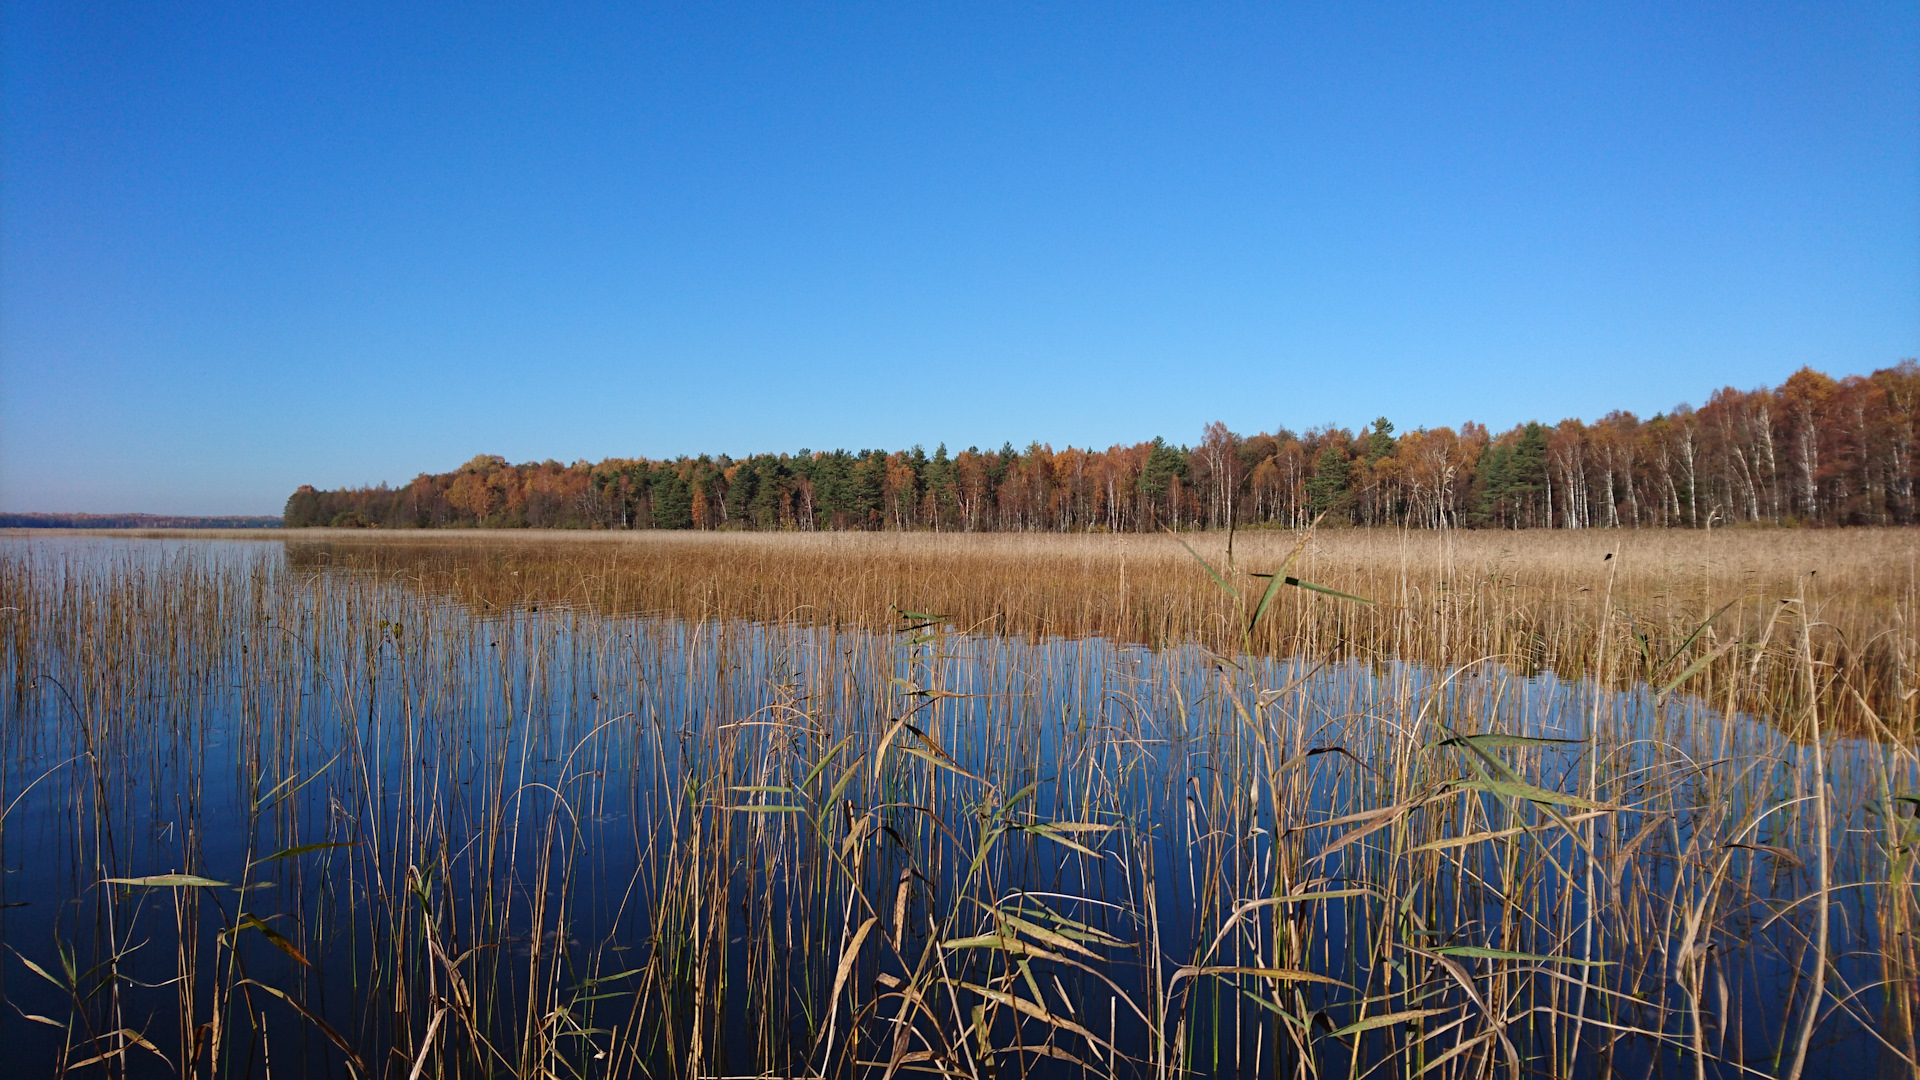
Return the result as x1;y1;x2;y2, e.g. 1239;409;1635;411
283;527;1919;733
0;529;1916;1078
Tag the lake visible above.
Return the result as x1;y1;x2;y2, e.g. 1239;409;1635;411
1;533;1915;1078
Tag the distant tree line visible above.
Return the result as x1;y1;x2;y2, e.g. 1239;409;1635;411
1;513;282;529
285;363;1920;532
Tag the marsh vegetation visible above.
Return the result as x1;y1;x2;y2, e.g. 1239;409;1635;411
1;528;1916;1078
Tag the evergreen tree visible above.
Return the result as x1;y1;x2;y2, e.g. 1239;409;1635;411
746;456;787;527
1139;437;1186;527
1471;444;1514;527
1366;417;1395;463
724;461;755;524
651;471;694;529
1510;422;1549;526
850;450;887;527
926;443;954;528
810;451;853;526
1306;446;1351;518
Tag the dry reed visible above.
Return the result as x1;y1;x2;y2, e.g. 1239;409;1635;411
0;528;1914;1079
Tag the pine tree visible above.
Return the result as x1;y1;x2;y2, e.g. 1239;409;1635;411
1306;446;1351;518
1138;437;1186;527
1471;444;1513;527
651;471;694;530
1511;422;1549;526
1367;417;1395;463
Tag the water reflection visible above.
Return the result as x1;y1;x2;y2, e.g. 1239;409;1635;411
0;536;1914;1077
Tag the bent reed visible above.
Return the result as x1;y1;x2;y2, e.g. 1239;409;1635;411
0;527;1915;1078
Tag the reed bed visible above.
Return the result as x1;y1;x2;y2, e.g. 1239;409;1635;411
282;527;1920;733
0;530;1916;1078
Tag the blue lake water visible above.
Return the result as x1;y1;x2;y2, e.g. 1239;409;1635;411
1;535;1915;1078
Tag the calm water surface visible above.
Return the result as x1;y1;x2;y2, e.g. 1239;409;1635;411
0;535;1914;1078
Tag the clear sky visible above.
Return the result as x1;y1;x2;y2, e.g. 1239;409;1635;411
3;3;1916;515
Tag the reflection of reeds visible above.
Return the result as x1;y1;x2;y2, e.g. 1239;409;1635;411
285;527;1920;733
0;530;1916;1077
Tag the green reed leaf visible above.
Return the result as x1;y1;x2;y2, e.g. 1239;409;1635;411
1431;734;1583;751
251;841;360;866
1166;529;1238;600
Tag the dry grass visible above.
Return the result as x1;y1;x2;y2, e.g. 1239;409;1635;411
1;527;1917;1078
281;526;1920;733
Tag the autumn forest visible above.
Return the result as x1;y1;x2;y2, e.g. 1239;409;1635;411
285;363;1920;532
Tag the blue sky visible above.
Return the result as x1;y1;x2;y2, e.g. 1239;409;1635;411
3;3;1915;514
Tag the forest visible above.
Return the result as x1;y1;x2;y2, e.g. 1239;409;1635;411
285;362;1920;532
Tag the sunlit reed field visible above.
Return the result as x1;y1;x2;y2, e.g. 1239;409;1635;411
1;528;1917;1079
282;527;1918;733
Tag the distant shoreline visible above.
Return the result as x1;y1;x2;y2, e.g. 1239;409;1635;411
11;522;1918;547
0;513;280;530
